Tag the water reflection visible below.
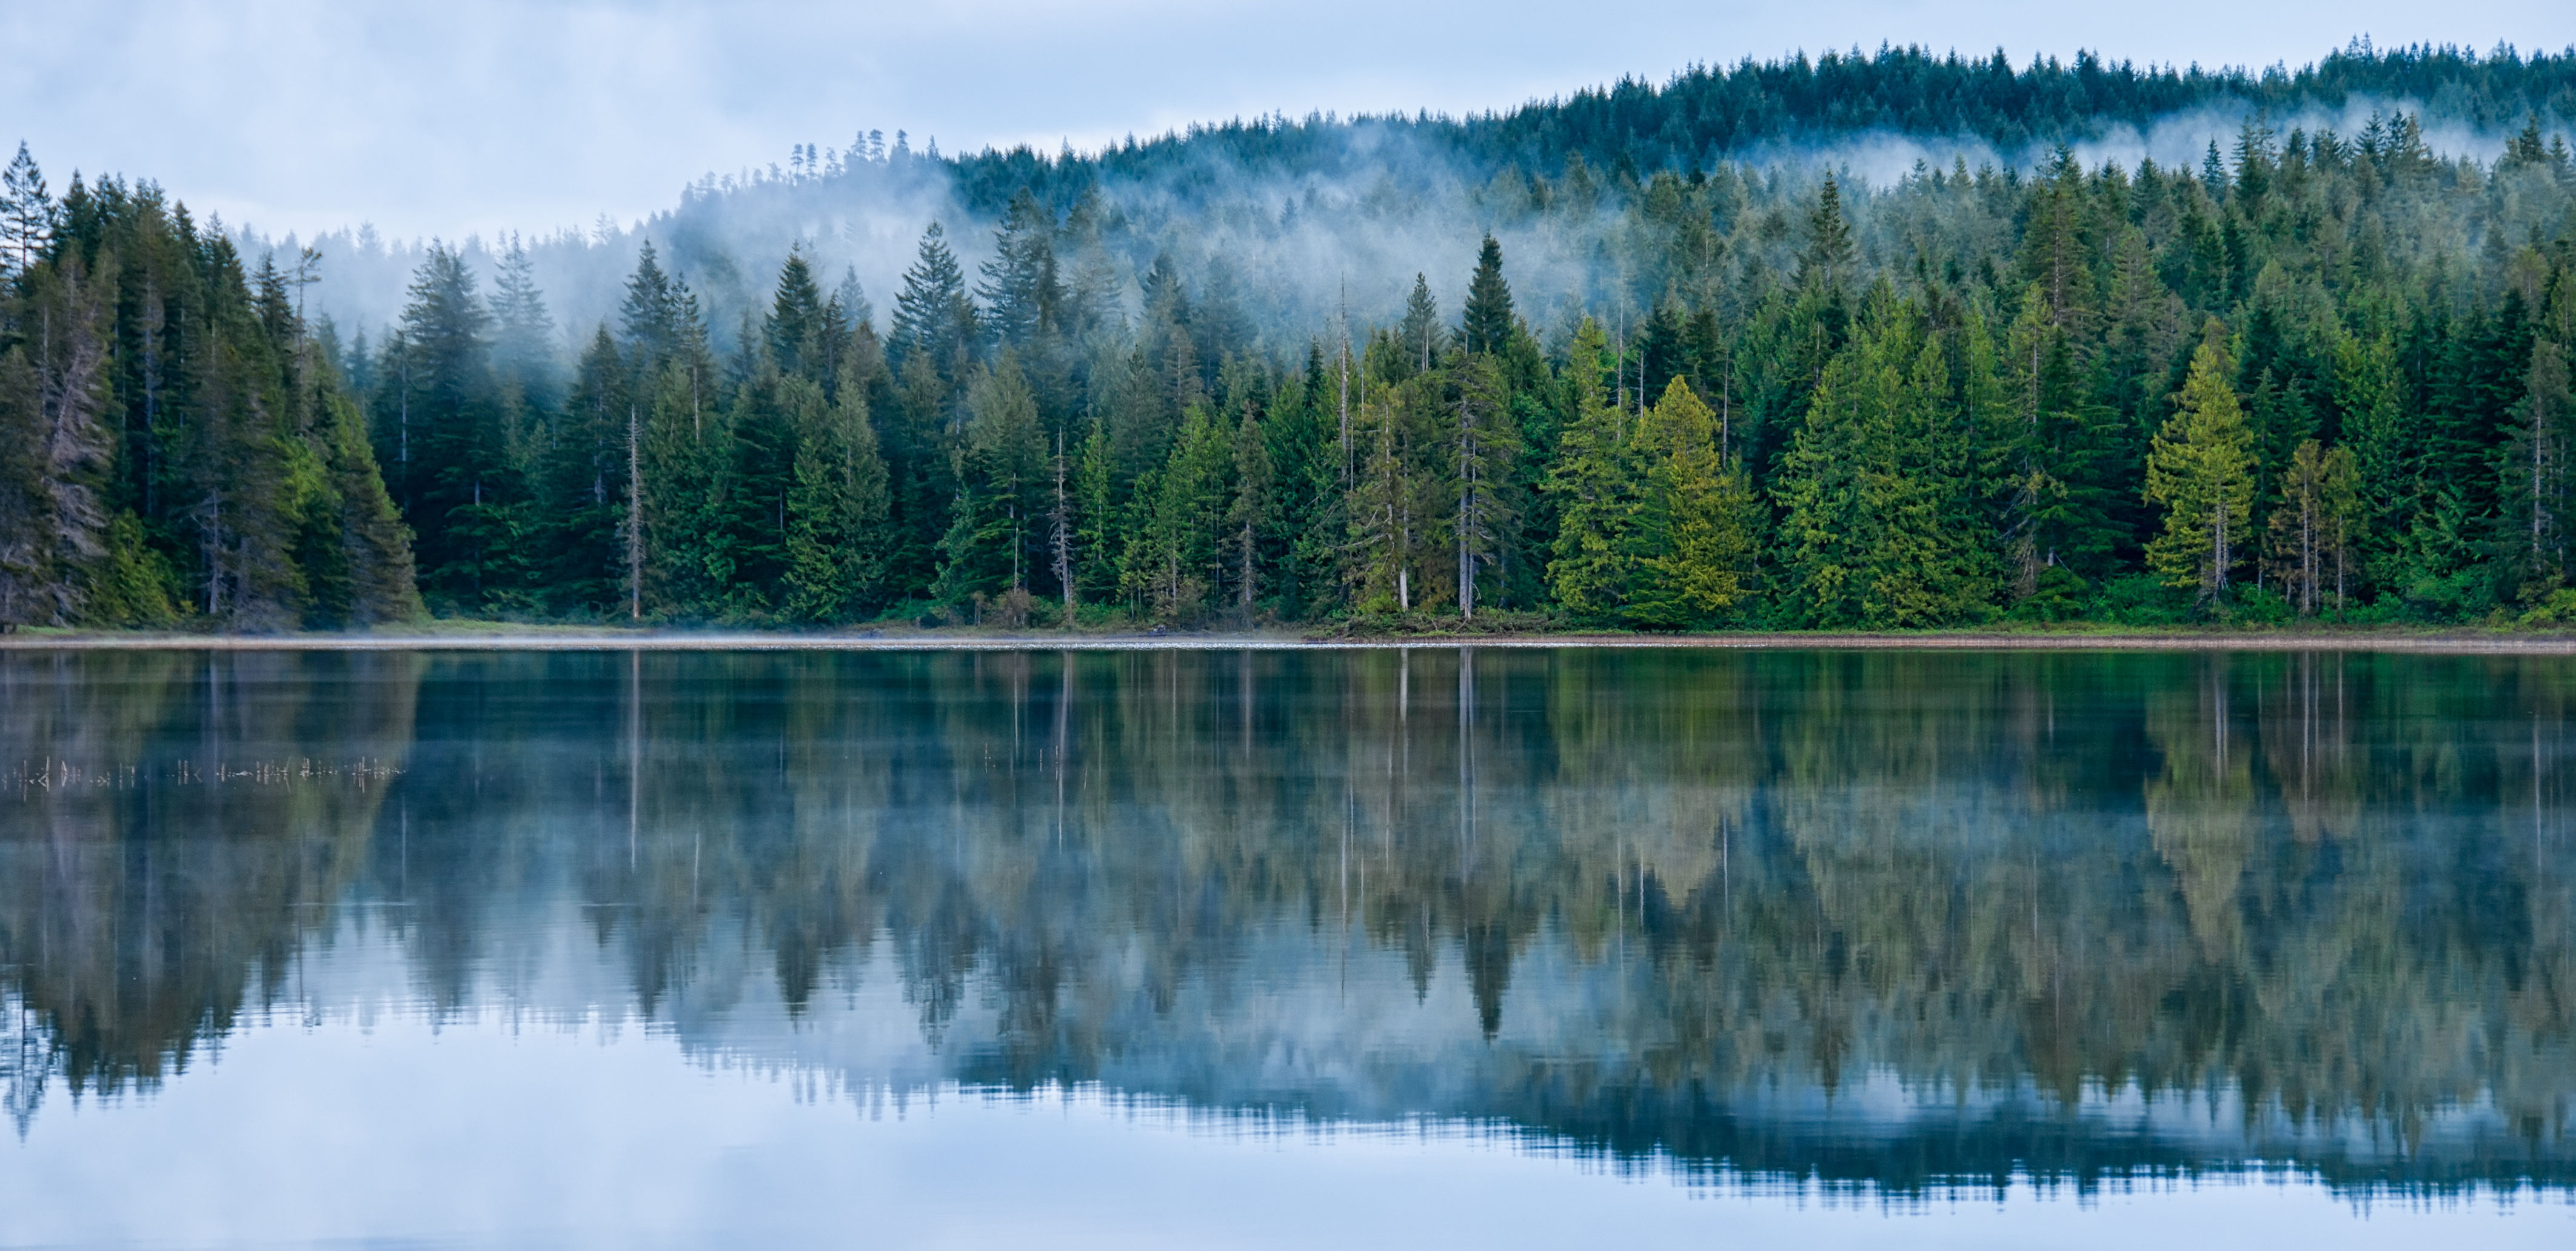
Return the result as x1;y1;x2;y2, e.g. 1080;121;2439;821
2;647;2571;1197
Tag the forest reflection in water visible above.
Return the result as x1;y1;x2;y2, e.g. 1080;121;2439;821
2;645;2572;1201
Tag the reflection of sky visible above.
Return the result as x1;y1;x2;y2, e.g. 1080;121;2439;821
8;1004;2567;1250
8;910;2570;1249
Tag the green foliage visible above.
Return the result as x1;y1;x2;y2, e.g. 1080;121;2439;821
2086;572;2196;626
1627;379;1758;628
2006;564;2088;623
33;46;2576;632
1775;295;1996;629
2144;339;2257;604
0;158;420;630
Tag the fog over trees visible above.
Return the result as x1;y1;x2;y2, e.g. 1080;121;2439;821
4;42;2576;629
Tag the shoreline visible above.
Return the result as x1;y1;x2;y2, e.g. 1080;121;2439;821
10;627;2576;655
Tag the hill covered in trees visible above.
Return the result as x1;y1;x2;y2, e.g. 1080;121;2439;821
5;42;2576;630
0;147;418;630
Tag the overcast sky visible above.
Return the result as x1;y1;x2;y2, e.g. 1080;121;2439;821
5;1;2567;244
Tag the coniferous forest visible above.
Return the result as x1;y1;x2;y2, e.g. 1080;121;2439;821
7;44;2576;632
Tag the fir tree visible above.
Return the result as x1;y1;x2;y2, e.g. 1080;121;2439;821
1628;378;1757;626
1225;404;1274;613
1796;174;1856;293
889;221;979;395
1543;321;1641;620
1460;235;1516;356
1398;274;1443;375
782;376;890;622
0;142;53;281
2144;338;2258;603
937;355;1045;604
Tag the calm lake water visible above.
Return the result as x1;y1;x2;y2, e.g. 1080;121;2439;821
2;646;2572;1249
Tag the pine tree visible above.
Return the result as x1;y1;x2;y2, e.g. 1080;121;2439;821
1048;430;1076;616
1628;378;1756;626
1451;353;1517;616
0;143;53;281
2144;338;2257;603
619;241;689;370
1071;419;1117;604
312;375;424;625
1543;320;1641;621
2507;338;2575;593
764;246;842;385
889;222;978;395
936;355;1045;604
391;243;504;607
0;258;115;623
488;236;557;406
1398;274;1443;375
640;352;731;617
543;325;630;613
2332;329;2410;589
1460;235;1515;356
1127;406;1230;620
1776;298;1992;627
1796;174;1856;293
2018;148;2098;328
782;375;889;622
2266;438;2360;617
1225;404;1274;613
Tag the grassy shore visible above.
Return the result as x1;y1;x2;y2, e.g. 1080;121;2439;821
10;619;2576;653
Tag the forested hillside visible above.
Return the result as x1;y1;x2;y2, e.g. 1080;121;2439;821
0;146;418;630
6;43;2576;630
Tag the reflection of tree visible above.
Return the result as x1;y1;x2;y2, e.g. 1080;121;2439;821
0;651;421;1121
3;647;2570;1190
2146;656;2257;960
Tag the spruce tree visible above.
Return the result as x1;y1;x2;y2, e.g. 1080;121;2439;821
2144;338;2258;603
764;247;840;385
1451;353;1517;616
1226;404;1274;613
1460;236;1516;356
488;236;557;407
2506;338;2575;594
392;243;502;607
1629;378;1756;626
1398;274;1443;375
977;190;1060;350
1543;320;1641;621
782;376;890;622
936;356;1045;605
889;222;978;392
0;143;53;281
1796;174;1856;293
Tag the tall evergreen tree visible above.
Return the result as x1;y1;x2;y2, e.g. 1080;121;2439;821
1460;235;1516;356
1628;378;1758;626
0;142;53;281
2144;338;2258;604
1226;404;1275;613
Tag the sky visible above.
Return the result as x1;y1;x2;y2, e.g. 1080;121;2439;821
4;1;2569;244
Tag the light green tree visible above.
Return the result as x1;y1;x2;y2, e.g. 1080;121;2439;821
1542;320;1641;621
2264;438;2359;618
2144;338;2257;603
1627;379;1756;626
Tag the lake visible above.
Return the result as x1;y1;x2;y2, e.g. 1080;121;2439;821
2;646;2571;1249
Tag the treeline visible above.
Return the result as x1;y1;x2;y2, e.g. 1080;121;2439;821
340;110;2576;629
954;39;2576;212
6;53;2576;630
0;145;419;630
